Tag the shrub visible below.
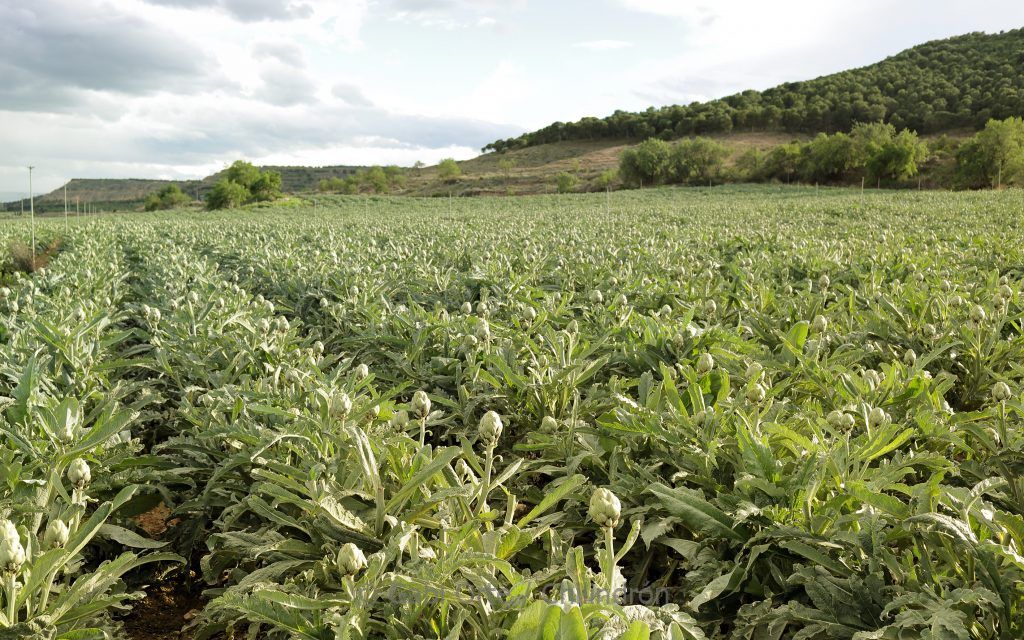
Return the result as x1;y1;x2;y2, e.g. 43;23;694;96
144;184;192;211
437;158;462;183
555;172;578;193
206;179;250;210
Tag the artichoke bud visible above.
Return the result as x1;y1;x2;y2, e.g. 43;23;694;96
696;353;714;374
589;488;621;529
67;458;91;490
993;381;1012;402
411;391;431;419
337;543;367;577
478;411;503;447
43;519;70;549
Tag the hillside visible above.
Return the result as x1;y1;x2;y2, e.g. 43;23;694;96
401;132;804;196
486;29;1024;152
5;165;361;213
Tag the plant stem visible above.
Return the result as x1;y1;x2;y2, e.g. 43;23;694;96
478;446;494;517
603;526;616;599
6;573;17;626
36;568;58;617
419;417;427;448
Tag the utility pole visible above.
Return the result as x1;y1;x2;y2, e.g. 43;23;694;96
64;183;69;235
76;197;80;217
28;166;35;269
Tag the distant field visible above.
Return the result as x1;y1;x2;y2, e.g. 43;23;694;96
2;185;1024;639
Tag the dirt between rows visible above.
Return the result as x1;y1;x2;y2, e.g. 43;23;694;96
124;504;201;639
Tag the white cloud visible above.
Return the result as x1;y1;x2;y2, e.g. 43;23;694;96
573;39;633;50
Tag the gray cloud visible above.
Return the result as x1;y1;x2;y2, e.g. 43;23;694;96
250;42;318;106
382;0;512;29
0;1;218;111
141;0;314;22
252;42;308;67
107;101;521;166
254;65;319;106
331;83;374;107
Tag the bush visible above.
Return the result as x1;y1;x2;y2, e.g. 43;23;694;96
438;158;462;183
555;172;578;194
206;162;283;209
319;177;347;192
144;184;192;211
955;117;1024;188
206;179;250;210
250;171;282;202
619;138;673;187
669;137;729;184
224;160;262;189
594;169;617;191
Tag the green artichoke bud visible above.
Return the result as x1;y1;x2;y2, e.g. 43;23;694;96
696;353;714;374
411;391;431;418
588;488;621;529
43;519;70;549
0;520;25;573
993;381;1012;402
337;543;367;577
903;349;917;367
332;393;352;418
746;383;766;404
811;315;828;333
478;411;503;447
67;458;91;490
389;409;410;428
540;415;558;433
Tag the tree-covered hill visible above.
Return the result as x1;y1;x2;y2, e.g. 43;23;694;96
485;29;1024;152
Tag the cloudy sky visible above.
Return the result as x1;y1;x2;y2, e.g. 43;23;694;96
2;0;1024;198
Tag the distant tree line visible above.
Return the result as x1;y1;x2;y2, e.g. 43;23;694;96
616;118;1024;190
485;30;1024;153
318;166;407;194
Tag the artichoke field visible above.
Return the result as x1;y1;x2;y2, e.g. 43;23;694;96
1;185;1023;639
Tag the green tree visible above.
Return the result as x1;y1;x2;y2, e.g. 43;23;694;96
619;138;673;187
384;165;407;190
800;132;855;183
223;160;261;189
868;129;927;182
957;117;1024;188
735;148;766;182
437;158;462;183
143;184;191;211
763;143;803;183
250;170;282;201
361;166;389;193
206;179;249;210
669;137;729;184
